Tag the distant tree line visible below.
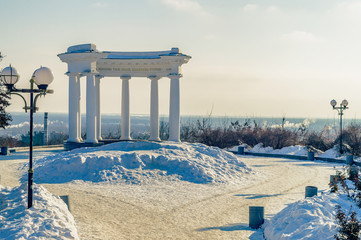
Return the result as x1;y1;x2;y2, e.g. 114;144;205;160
89;115;361;155
175;117;361;156
2;112;361;155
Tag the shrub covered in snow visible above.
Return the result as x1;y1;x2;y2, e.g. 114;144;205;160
265;165;361;240
32;141;251;184
334;205;361;240
264;193;354;240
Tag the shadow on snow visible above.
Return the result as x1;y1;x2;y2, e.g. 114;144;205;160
197;223;264;239
234;193;283;199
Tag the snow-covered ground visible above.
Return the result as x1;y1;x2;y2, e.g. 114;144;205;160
1;142;257;239
0;143;338;239
0;183;79;240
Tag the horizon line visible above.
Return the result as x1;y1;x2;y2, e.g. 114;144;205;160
6;111;359;120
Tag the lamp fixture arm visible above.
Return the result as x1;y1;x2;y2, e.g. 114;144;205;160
8;92;29;113
33;93;46;113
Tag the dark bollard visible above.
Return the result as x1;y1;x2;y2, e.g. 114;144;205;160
1;147;8;155
346;155;354;165
238;146;245;155
249;206;264;229
349;165;358;180
307;151;315;161
60;195;71;212
305;186;318;198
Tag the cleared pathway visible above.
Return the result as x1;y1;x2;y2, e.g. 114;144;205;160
0;152;337;240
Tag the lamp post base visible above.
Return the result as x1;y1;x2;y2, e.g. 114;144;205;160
28;169;33;208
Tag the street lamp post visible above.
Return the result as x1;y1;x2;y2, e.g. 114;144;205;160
0;65;54;209
330;99;349;154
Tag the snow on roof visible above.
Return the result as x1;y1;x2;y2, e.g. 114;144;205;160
104;48;190;60
106;55;161;60
67;43;97;53
63;44;191;59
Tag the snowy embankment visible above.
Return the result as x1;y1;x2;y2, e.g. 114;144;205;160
264;192;357;240
250;144;309;156
0;184;79;240
33;141;251;184
230;143;352;160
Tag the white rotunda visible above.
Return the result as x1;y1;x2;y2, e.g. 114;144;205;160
58;44;191;148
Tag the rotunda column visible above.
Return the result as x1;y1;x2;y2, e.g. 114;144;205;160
149;76;161;141
120;75;132;140
95;75;103;141
67;73;81;143
77;74;82;141
168;74;182;142
85;73;98;143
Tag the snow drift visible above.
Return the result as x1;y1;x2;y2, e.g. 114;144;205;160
0;184;79;240
251;144;309;156
32;141;251;184
229;143;353;161
263;192;357;240
228;144;309;156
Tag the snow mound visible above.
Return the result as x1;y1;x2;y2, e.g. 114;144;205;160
251;143;274;153
319;146;342;159
264;193;355;240
250;144;308;156
33;141;251;184
273;145;308;156
0;184;79;240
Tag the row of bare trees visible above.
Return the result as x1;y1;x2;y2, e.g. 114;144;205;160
172;117;361;155
94;116;361;155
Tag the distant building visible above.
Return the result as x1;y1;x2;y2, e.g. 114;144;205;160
22;131;44;146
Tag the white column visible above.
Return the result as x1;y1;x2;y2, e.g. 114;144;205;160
120;75;132;140
95;75;102;140
77;75;82;141
168;74;182;142
149;76;161;141
67;73;81;142
85;73;98;143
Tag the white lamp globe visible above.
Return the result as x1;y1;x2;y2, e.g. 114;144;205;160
330;99;337;107
0;65;20;88
342;99;348;107
32;67;54;90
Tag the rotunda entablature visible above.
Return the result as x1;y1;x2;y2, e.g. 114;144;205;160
58;43;191;77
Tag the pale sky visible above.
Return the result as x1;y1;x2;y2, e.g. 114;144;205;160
1;0;361;119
